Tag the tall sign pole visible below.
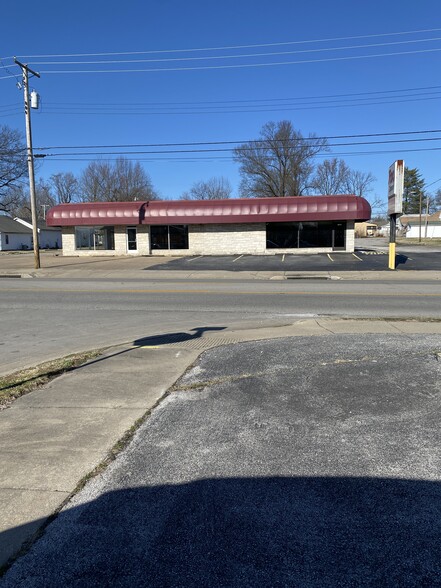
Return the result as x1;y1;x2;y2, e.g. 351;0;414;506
387;160;404;270
14;58;41;269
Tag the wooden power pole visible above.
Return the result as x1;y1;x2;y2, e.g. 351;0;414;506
14;58;41;269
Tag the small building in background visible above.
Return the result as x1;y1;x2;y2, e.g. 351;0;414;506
354;221;378;237
0;216;33;251
14;218;62;249
399;212;441;239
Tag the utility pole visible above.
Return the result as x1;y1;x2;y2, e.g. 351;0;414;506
14;58;41;269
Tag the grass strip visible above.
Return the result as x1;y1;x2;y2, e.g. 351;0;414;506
0;349;103;409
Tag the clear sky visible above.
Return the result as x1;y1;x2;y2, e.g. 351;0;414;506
1;0;441;212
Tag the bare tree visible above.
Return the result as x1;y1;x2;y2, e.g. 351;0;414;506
345;169;376;198
310;158;350;195
181;177;232;200
79;158;158;202
7;179;55;221
311;158;375;198
234;121;328;198
50;172;79;204
111;158;158;201
433;188;441;210
79;161;113;202
0;125;28;213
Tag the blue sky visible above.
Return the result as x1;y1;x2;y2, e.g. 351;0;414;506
1;0;441;213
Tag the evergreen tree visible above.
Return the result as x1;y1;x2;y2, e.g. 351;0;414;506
403;167;425;214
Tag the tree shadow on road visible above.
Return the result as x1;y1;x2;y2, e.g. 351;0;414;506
2;476;441;587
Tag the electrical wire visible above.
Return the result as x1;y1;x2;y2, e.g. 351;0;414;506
32;128;441;151
25;37;441;66
34;47;441;74
40;84;441;106
32;145;441;163
37;95;441;117
34;137;441;158
7;26;441;59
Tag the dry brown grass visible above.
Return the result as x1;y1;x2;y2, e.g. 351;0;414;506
0;350;103;409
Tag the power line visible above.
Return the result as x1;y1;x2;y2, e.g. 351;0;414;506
40;84;441;106
34;47;441;75
7;26;441;59
32;145;441;162
36;137;441;157
25;37;441;66
37;95;441;117
33;128;441;151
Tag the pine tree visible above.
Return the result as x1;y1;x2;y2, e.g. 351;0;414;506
402;167;425;214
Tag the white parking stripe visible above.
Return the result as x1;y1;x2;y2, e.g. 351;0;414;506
327;254;334;262
232;255;244;262
282;254;285;262
352;253;363;261
187;256;204;262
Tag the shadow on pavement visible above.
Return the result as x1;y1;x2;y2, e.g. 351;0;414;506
395;254;409;268
133;326;225;347
2;476;440;586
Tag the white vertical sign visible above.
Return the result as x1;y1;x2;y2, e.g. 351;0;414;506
387;160;404;215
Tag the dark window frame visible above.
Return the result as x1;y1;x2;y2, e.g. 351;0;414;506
151;225;189;250
266;221;346;250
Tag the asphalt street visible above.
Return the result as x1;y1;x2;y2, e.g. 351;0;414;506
3;334;440;587
1;277;441;375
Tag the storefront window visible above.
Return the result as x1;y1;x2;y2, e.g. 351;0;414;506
75;227;115;250
151;225;188;250
266;222;345;249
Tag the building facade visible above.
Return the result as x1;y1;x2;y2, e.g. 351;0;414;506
46;195;371;256
0;217;33;251
399;212;441;239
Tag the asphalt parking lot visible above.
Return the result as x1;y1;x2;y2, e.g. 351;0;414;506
147;249;441;272
3;334;441;587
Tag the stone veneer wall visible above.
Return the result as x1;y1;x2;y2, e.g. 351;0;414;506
60;222;355;255
61;225;150;256
345;221;355;252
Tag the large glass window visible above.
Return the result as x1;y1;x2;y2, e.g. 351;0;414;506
266;222;345;249
151;225;188;250
75;227;115;250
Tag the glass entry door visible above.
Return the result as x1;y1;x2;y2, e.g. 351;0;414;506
127;227;138;252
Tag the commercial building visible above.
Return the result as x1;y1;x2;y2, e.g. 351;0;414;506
46;195;371;256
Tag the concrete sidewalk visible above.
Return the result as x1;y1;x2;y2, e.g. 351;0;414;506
2;317;441;570
0;251;440;281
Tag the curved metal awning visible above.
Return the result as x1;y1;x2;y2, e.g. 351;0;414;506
46;201;146;226
142;195;371;224
47;196;371;227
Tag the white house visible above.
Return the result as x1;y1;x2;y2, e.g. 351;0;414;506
0;216;33;251
14;218;62;249
399;212;441;239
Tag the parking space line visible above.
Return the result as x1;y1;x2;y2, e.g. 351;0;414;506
282;254;285;262
352;253;363;261
186;256;204;262
327;254;334;262
232;255;243;262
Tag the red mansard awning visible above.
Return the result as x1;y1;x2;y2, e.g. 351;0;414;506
46;195;371;227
